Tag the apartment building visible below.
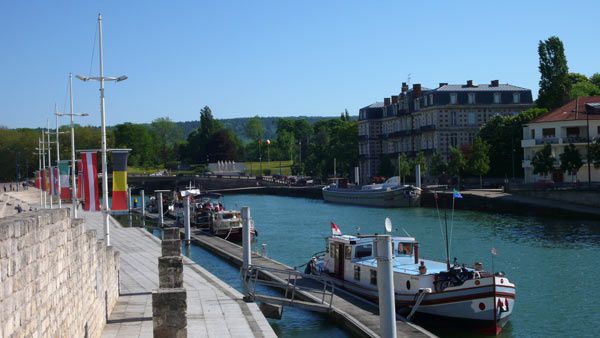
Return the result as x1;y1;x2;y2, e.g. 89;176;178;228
521;97;600;183
358;80;533;184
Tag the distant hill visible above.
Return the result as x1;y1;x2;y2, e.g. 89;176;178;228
176;116;353;142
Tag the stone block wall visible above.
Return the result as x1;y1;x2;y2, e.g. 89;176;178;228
0;208;120;337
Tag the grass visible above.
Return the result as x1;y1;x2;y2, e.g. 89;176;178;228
242;160;293;176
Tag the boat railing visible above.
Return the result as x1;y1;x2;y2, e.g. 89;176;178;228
241;265;335;312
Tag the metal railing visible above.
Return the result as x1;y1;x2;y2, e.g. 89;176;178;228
241;265;335;312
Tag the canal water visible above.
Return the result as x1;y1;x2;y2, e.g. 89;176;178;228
119;194;600;337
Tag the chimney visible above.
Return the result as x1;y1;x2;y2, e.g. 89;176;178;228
401;82;409;93
439;82;448;88
384;97;391;106
391;95;398;104
413;84;422;98
466;80;473;87
490;80;499;87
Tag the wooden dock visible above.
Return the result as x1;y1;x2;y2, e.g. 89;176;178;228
185;229;436;338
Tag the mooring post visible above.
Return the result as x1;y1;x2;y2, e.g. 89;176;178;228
184;195;191;245
158;192;164;227
127;186;132;213
242;207;251;272
415;164;421;188
375;235;397;338
140;190;145;217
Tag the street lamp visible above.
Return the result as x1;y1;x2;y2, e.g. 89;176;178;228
77;14;127;246
57;73;89;218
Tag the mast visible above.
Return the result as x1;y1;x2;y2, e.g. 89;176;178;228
444;190;450;270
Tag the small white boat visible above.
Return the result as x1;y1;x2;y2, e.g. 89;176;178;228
322;176;421;208
311;222;515;335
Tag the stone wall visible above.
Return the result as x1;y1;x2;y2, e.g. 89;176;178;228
514;190;600;208
0;208;120;337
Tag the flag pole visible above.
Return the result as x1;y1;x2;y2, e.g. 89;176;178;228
444;190;450;270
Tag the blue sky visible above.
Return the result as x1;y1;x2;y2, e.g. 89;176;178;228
1;1;599;128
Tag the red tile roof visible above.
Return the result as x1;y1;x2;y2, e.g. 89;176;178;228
532;96;600;123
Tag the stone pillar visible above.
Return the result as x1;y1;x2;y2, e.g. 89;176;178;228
153;227;187;336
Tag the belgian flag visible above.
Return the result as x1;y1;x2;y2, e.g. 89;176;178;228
111;150;129;211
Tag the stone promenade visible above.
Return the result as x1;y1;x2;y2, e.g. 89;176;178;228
80;211;276;338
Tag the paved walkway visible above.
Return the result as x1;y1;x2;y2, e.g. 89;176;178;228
79;211;276;338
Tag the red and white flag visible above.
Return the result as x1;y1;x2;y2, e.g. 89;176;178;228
82;151;100;211
331;221;342;236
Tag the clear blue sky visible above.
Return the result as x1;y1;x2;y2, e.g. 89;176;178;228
1;0;599;128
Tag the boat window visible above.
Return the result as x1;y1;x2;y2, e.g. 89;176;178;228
330;243;336;256
398;243;413;255
370;269;377;285
354;266;360;281
345;246;352;260
355;244;372;258
223;213;236;219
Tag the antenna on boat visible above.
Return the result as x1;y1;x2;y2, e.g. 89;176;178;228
401;228;411;237
384;217;393;233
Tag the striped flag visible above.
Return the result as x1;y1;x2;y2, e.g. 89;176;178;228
82;152;100;211
76;160;83;200
331;221;342;236
35;171;41;189
111;150;129;211
53;167;60;196
42;168;48;192
59;160;71;200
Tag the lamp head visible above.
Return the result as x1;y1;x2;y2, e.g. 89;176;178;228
75;75;88;82
116;75;128;82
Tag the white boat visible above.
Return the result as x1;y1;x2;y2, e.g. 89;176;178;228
322;176;421;207
311;224;515;335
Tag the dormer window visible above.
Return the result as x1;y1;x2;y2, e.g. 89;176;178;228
429;94;434;105
494;92;501;104
450;93;457;104
414;99;420;111
468;93;476;104
513;92;521;103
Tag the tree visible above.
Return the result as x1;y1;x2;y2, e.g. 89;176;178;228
397;153;411;185
378;154;395;178
114;123;155;167
468;137;491;188
478;107;548;177
570;81;600;99
447;147;466;188
590;139;600;169
429;153;447;180
184;106;224;163
537;36;571;110
413;151;428;180
590;73;600;88
559;143;583;182
151;117;182;165
245;116;264;141
206;129;240;161
531;144;555;178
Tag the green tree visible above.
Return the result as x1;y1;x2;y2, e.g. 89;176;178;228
184;106;224;163
413;151;428;180
590;73;600;88
590;139;600;169
537;36;571;110
447;147;466;188
245;116;264;141
429;152;447;179
206;129;240;161
378;154;395;178
114;123;155;167
570;81;600;99
468;137;491;188
150;117;182;165
531;144;555;177
559;143;583;182
397;153;411;185
478;107;548;177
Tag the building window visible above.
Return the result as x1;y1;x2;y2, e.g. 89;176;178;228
354;266;360;281
450;133;458;147
468;93;476;104
531;129;535;139
450;93;457;104
354;244;372;258
414;99;420;111
542;128;555;138
513;93;521;103
494;92;501;104
450;111;457;126
468;112;475;125
370;269;377;285
429;94;434;105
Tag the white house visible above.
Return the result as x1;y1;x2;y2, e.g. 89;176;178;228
522;97;600;183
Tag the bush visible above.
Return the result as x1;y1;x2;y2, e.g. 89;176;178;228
263;169;272;176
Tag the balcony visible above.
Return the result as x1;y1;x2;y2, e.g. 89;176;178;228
564;136;589;144
521;139;536;147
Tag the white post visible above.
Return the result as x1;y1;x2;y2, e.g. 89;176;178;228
55;106;61;208
333;158;337;178
69;73;78;218
242;207;251;271
98;14;111;246
354;166;360;185
415;164;421;188
127;186;132;212
41;132;47;208
184;195;191;245
47;120;53;209
158;192;164;227
261;243;267;257
375;235;397;338
38;139;42;206
141;190;145;217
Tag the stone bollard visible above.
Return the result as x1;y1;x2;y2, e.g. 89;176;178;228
154;226;187;336
152;288;188;338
